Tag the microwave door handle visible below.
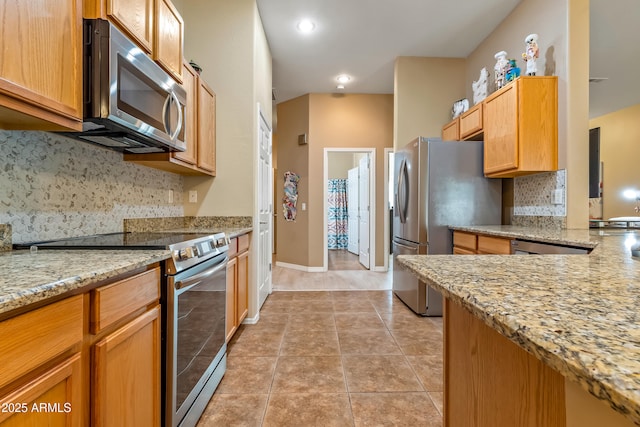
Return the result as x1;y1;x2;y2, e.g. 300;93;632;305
162;93;172;135
169;90;183;141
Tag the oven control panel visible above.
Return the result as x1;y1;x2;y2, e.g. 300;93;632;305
168;232;229;274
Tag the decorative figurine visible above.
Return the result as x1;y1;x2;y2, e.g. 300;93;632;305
472;67;488;105
522;34;539;76
452;98;469;118
494;51;509;90
505;59;521;82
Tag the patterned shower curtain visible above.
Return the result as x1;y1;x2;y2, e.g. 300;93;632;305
327;179;348;249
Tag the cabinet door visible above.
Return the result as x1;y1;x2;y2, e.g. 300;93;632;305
197;80;217;174
154;0;183;82
226;257;238;342
0;0;83;131
483;84;518;175
441;118;459;141
459;103;483;140
172;61;198;165
92;306;161;427
237;251;249;325
0;354;82;427
106;0;154;53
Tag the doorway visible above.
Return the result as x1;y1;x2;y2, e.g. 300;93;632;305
324;148;376;271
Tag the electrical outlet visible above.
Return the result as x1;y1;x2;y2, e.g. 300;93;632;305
552;189;564;205
168;189;174;204
189;190;198;203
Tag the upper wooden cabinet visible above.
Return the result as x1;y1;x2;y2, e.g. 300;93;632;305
87;0;155;53
197;79;217;174
442;117;459;141
459;103;483;140
0;0;83;131
85;0;183;82
483;76;558;177
154;0;184;82
124;61;216;176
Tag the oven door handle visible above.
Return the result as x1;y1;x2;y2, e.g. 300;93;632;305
175;257;227;291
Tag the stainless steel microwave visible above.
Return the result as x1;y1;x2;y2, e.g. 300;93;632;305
62;19;186;153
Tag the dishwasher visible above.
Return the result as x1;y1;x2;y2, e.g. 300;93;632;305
511;239;591;255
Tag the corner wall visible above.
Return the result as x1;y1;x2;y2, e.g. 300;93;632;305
394;57;466;150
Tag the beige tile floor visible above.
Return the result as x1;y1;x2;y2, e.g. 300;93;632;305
196;283;444;426
272;262;393;291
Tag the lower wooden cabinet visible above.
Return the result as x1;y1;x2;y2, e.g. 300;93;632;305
226;233;250;342
0;353;83;427
0;265;161;427
452;230;512;255
445;298;565;426
92;306;161;427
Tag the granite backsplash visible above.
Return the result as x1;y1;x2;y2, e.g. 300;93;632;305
124;216;253;232
0;225;11;251
0;131;184;244
512;169;566;228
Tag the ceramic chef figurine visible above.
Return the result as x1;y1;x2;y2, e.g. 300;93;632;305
522;34;539;76
494;51;509;90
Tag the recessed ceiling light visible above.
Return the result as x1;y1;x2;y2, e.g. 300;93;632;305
296;19;315;33
336;75;351;84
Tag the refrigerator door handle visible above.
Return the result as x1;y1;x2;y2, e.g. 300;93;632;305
397;159;408;224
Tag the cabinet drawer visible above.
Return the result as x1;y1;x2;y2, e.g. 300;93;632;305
453;247;476;255
0;295;83;388
238;233;250;253
460;103;483;140
478;235;512;254
453;231;477;251
91;267;160;334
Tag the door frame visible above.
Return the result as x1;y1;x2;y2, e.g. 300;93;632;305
323;147;378;272
383;147;393;271
253;102;273;320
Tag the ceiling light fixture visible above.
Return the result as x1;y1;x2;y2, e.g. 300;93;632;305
296;19;315;33
336;75;351;84
336;84;345;90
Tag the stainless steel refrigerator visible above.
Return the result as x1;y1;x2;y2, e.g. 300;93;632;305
392;137;502;316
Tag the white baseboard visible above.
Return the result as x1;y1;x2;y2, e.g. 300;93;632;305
372;266;389;272
242;314;259;325
275;261;326;272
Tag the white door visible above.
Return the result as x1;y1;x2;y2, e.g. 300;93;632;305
257;107;272;309
358;156;370;269
347;167;359;254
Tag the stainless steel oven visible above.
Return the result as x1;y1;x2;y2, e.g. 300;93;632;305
164;234;229;427
15;231;229;427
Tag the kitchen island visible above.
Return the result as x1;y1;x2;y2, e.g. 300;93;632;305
398;226;640;427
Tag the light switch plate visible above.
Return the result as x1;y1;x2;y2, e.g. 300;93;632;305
189;190;198;203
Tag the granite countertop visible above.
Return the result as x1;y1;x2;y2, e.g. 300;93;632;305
0;249;170;317
398;225;640;425
0;226;253;318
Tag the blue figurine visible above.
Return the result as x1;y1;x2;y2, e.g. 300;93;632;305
505;59;521;82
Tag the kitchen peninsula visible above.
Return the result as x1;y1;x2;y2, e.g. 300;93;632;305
398;226;640;427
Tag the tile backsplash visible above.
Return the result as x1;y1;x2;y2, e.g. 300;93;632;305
512;170;566;228
0;131;184;244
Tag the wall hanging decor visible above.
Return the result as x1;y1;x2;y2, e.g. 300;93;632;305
283;171;300;221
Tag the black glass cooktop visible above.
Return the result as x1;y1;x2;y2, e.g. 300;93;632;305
14;232;217;250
